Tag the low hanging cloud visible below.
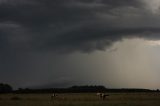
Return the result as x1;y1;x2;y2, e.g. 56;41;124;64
1;0;160;53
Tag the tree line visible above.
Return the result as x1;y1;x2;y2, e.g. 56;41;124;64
0;83;13;93
0;83;159;94
15;85;158;94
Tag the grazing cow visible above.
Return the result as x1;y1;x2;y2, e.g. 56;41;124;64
51;93;56;100
97;93;109;100
101;93;109;100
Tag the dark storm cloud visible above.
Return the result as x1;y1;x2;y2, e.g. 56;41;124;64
1;0;160;89
0;0;160;52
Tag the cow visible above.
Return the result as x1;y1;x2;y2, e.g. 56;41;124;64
97;93;109;100
51;93;57;100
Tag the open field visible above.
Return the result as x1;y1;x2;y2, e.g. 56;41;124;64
0;93;160;106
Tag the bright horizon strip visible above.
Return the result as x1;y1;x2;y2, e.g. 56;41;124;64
147;40;160;46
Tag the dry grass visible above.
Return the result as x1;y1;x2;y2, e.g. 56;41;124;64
0;93;160;106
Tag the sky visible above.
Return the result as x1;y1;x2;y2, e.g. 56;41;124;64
1;0;160;89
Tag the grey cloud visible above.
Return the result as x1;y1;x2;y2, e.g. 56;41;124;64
0;0;160;53
1;0;160;89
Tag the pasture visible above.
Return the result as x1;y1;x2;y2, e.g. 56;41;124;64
0;93;160;106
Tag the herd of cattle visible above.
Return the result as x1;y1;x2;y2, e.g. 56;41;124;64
51;93;109;100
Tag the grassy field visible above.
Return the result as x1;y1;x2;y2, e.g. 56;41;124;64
0;93;160;106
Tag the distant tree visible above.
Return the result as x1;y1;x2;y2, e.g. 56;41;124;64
69;85;107;92
0;83;13;93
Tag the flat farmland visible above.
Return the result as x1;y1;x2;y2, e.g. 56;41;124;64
0;93;160;106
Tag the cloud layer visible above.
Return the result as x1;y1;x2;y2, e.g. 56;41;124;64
1;0;160;89
0;0;160;52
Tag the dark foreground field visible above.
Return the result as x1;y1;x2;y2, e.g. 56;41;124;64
0;93;160;106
